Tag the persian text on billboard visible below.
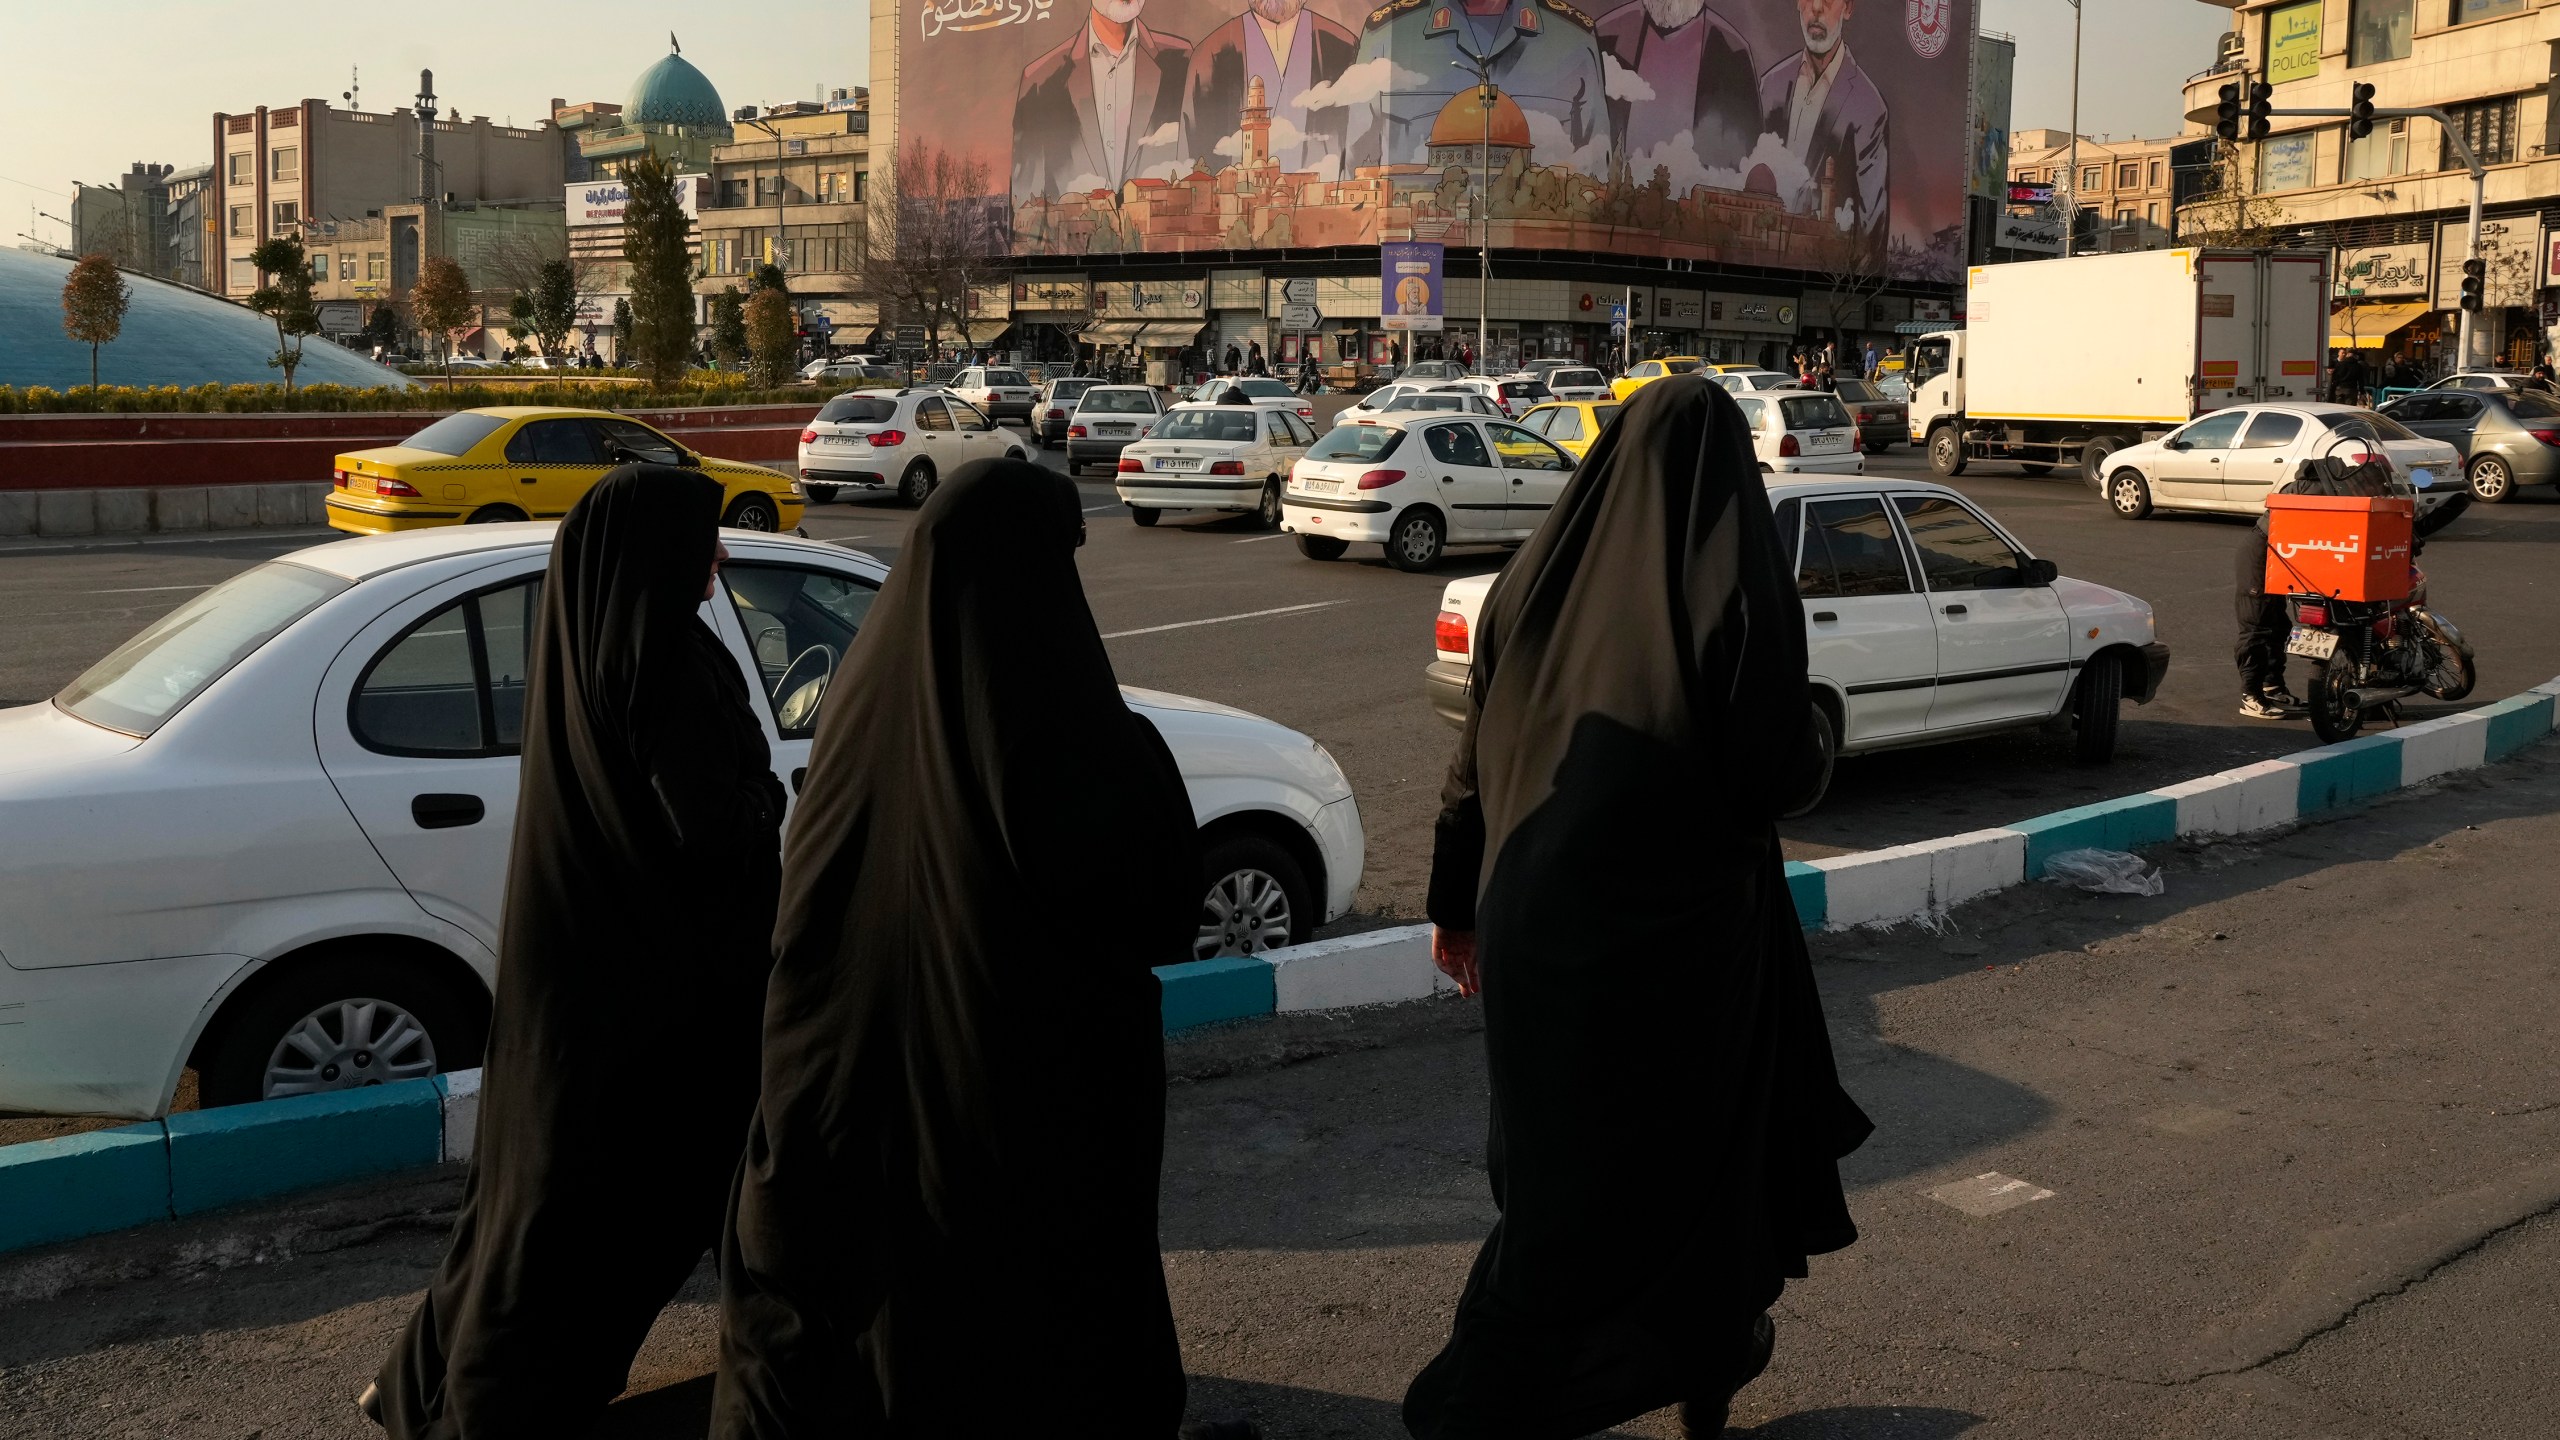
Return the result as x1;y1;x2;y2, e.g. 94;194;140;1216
565;176;701;227
906;0;1974;280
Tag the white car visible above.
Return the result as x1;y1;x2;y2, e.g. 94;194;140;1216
1437;376;1549;419
946;365;1038;422
1065;385;1169;476
0;526;1364;1120
1336;383;1469;425
2095;402;2464;524
1712;369;1801;395
1425;478;2171;812
795;387;1032;505
1282;412;1576;571
802;354;882;378
2426;370;2558;396
1540;366;1613;402
1735;389;1864;475
1182;376;1318;427
1118;403;1320;529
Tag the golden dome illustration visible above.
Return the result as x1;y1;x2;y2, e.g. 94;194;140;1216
1427;88;1531;151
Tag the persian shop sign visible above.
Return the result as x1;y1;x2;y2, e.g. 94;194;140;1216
2334;243;2429;299
566;176;700;226
2266;1;2322;87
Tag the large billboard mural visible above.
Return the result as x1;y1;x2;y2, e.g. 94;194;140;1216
903;0;1975;280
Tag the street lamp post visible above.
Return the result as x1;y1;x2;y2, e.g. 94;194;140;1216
2064;0;2083;260
1451;53;1495;373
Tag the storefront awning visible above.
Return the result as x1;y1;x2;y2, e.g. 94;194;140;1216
1081;319;1149;344
1895;320;1957;335
960;321;1012;346
1137;320;1206;347
2329;301;2432;349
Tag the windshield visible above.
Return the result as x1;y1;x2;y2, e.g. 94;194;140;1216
1909;339;1951;387
1048;379;1098;399
1309;425;1407;462
1550;369;1603;388
399;412;509;456
1663;359;1702;374
1233;378;1293;398
816;395;897;424
1079;389;1157;414
1779;395;1854;430
1400;395;1464;411
58;563;350;737
1501;381;1551;398
1155;408;1262;442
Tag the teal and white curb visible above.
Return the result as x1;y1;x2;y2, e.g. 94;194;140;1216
6;684;2554;1256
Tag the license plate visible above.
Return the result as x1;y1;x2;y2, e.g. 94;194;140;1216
1154;457;1199;471
2286;626;2340;660
1097;425;1130;436
821;436;856;447
1305;478;1345;494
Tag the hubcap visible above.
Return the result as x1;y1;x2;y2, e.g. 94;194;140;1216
2476;462;2508;497
2114;476;2140;512
1197;868;1294;959
262;997;438;1100
735;504;776;531
1399;519;1436;563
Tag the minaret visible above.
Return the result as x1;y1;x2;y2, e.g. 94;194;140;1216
1242;75;1272;169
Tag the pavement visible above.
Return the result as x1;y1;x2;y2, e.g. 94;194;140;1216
7;744;2559;1438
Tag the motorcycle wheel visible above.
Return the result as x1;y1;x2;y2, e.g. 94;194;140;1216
2418;614;2477;701
2308;658;2365;744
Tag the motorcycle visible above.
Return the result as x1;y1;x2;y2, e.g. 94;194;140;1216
2279;438;2476;743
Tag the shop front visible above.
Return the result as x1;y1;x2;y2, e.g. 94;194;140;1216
1088;278;1211;385
1011;275;1090;365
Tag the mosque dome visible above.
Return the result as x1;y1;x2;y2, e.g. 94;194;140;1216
626;50;727;130
1427;89;1532;152
0;248;412;391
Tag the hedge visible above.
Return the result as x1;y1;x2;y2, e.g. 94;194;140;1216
0;378;896;416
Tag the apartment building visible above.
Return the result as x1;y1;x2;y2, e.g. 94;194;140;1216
2010;128;2185;252
693;98;871;340
2180;0;2560;370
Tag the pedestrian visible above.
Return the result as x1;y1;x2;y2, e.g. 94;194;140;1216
366;469;787;1436
713;460;1207;1438
2333;349;2370;407
1407;376;1871;1440
1863;341;1881;380
1225;341;1244;374
1247;339;1268;375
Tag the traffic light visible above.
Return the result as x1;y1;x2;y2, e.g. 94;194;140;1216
2246;81;2273;141
2215;82;2242;143
2349;83;2377;140
2459;257;2486;313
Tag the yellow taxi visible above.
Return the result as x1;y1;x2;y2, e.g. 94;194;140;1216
1608;356;1707;403
327;407;805;535
1515;399;1621;460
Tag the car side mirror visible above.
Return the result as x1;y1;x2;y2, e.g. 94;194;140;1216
2025;557;2059;586
677;450;702;468
2166;439;2190;451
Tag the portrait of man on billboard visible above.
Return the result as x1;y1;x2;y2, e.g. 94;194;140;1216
1183;0;1360;176
1758;0;1889;253
1346;0;1607;172
1012;0;1195;205
1594;0;1762;180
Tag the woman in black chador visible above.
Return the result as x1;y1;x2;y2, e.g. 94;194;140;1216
713;459;1199;1437
1407;377;1873;1440
367;466;786;1437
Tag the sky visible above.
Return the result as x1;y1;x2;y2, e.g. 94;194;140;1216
6;0;2231;247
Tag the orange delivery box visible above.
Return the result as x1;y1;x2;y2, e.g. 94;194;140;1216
2263;493;2415;602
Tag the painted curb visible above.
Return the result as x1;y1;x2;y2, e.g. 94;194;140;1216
166;1080;443;1217
0;1123;170;1253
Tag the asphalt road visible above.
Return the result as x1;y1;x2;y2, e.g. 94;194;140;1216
8;744;2558;1438
7;413;2560;920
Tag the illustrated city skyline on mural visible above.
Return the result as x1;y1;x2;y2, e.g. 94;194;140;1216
903;0;1975;281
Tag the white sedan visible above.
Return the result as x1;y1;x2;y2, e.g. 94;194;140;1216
2095;402;2464;525
795;387;1032;504
1540;366;1614;402
1334;383;1500;426
1282;411;1577;571
1182;376;1318;426
1116;403;1319;529
1425;478;2171;813
1735;389;1864;475
0;527;1364;1119
946;365;1039;422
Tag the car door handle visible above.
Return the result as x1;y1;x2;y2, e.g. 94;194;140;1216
1441;475;1456;484
1812;610;1839;623
1512;477;1525;486
1942;604;1968;616
519;475;538;485
412;793;485;830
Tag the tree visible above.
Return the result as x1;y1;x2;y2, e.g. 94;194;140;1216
710;286;748;369
2175;142;2285;249
750;261;790;297
519;259;580;358
855;140;1004;361
59;252;131;392
745;287;797;387
410;256;478;388
246;236;322;396
622;151;698;386
1804;221;1891;365
363;305;401;354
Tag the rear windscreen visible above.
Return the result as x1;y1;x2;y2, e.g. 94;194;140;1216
817;395;897;423
1079;390;1158;414
1156;409;1262;442
1779;395;1853;430
398;412;508;456
1309;426;1407;462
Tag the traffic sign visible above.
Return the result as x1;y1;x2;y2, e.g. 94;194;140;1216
1280;303;1320;329
1281;277;1317;305
895;324;926;345
1610;303;1626;321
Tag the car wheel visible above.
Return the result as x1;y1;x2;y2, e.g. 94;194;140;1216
1297;534;1349;561
1255;479;1283;530
1928;425;1968;476
1387;508;1446;571
465;504;528;524
2107;467;2154;519
1006;447;1029;462
2070;655;2122;764
2467;454;2515;502
898;459;937;506
1196;832;1314;959
722;493;781;531
2020;462;2054;477
802;483;839;504
1131;505;1160;527
196;953;483;1109
1780;701;1838;820
2080;437;2119;484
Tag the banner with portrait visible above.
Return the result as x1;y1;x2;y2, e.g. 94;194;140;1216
900;0;1976;280
1381;240;1445;329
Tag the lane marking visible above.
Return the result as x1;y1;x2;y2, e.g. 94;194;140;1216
1100;600;1345;640
82;584;214;595
1082;503;1121;513
1230;531;1295;544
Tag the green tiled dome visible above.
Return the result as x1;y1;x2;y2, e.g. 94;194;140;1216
626;52;726;130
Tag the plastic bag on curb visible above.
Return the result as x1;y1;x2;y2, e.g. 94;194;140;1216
2044;848;2164;897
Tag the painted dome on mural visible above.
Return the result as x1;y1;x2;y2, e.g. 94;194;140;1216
1427;89;1532;151
626;48;727;129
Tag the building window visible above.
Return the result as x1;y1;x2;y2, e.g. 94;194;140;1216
271;200;299;231
309;252;329;281
2345;114;2410;179
2148;159;2163;187
2452;0;2525;21
271;147;299;183
2442;96;2518;167
2147;201;2162;225
2117;162;2139;188
340;253;356;280
2349;0;2413;65
227;152;253;186
228;204;252;237
366;251;387;281
228;257;255;290
2080;166;2101;190
2116;207;2137;224
718;178;748;209
818;171;847;202
2257;131;2317;192
853;170;869;202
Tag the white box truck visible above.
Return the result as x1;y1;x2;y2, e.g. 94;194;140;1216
1907;247;2330;483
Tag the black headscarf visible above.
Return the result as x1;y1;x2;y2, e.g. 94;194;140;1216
376;466;787;1437
1406;377;1872;1438
713;459;1197;1437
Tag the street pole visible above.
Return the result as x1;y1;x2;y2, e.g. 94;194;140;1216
1451;53;1494;373
2064;0;2082;259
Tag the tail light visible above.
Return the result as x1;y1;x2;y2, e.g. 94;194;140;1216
865;429;906;448
1435;609;1470;655
1850;432;1863;452
1356;468;1406;490
1117;457;1144;473
1068;424;1088;439
2296;604;2328;627
1778;433;1801;458
331;467;349;488
2530;428;2560;447
1297;406;1314;420
798;428;819;443
1208;459;1246;475
374;477;421;498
